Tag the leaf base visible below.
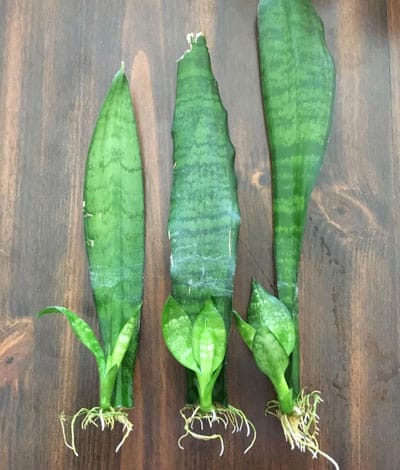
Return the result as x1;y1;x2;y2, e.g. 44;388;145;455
266;390;339;469
59;406;133;456
177;404;256;456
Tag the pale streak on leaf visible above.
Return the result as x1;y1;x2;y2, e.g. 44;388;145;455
162;297;199;372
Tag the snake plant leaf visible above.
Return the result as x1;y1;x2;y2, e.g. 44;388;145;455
192;299;226;377
203;363;224;400
252;326;295;414
38;306;105;374
233;311;256;350
247;281;295;357
108;304;141;372
258;0;335;313
252;327;289;390
162;296;200;373
258;0;335;394
83;65;145;408
168;33;240;404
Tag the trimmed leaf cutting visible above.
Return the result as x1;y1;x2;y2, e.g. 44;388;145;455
162;33;255;456
38;65;144;456
234;1;338;467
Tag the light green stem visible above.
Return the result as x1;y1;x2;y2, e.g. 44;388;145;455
197;378;213;413
99;368;118;411
274;374;295;415
286;294;300;396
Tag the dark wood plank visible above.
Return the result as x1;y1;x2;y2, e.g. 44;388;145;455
1;0;399;469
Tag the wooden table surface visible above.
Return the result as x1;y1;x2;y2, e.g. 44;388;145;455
1;1;399;469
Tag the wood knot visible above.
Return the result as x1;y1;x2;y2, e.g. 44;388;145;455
312;186;381;241
0;318;33;391
250;169;269;191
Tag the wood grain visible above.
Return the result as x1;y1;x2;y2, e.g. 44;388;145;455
1;0;399;469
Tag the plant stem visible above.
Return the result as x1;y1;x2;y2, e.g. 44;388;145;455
288;312;300;396
274;375;296;415
100;375;114;411
197;377;213;413
286;293;301;396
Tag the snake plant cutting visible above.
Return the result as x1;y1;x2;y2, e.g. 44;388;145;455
38;65;144;455
162;33;255;456
234;1;338;467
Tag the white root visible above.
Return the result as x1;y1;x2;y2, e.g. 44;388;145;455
177;404;256;456
59;407;133;456
266;390;340;470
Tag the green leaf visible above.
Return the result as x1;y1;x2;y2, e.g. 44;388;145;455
192;299;226;377
247;281;295;356
201;363;224;412
162;297;199;372
204;363;224;398
169;34;240;321
168;34;240;404
38;306;105;374
233;311;255;350
107;304;141;372
258;0;335;313
252;326;289;386
83;65;145;408
99;364;119;410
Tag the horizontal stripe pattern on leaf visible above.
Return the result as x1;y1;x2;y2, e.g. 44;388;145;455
84;67;144;408
168;34;240;405
169;34;240;322
258;0;335;312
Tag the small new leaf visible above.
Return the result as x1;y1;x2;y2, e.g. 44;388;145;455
248;281;295;356
252;326;289;386
38;306;105;374
192;299;226;376
108;304;141;372
162;297;199;372
233;311;256;350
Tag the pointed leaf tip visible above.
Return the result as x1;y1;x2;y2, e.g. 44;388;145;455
248;281;295;356
37;306;105;373
233;311;256;350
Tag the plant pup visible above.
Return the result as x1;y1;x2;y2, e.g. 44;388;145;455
234;1;338;467
162;33;255;456
39;65;144;456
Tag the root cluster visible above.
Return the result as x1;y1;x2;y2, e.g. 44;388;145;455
178;404;256;456
266;390;339;469
59;406;133;456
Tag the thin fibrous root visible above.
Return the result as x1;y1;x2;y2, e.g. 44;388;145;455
266;390;339;470
177;404;256;457
59;407;133;456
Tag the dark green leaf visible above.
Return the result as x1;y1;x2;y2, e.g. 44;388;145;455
258;0;335;313
169;33;239;321
168;34;240;404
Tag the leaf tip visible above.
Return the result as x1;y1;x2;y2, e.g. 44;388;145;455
37;306;60;318
177;32;206;62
